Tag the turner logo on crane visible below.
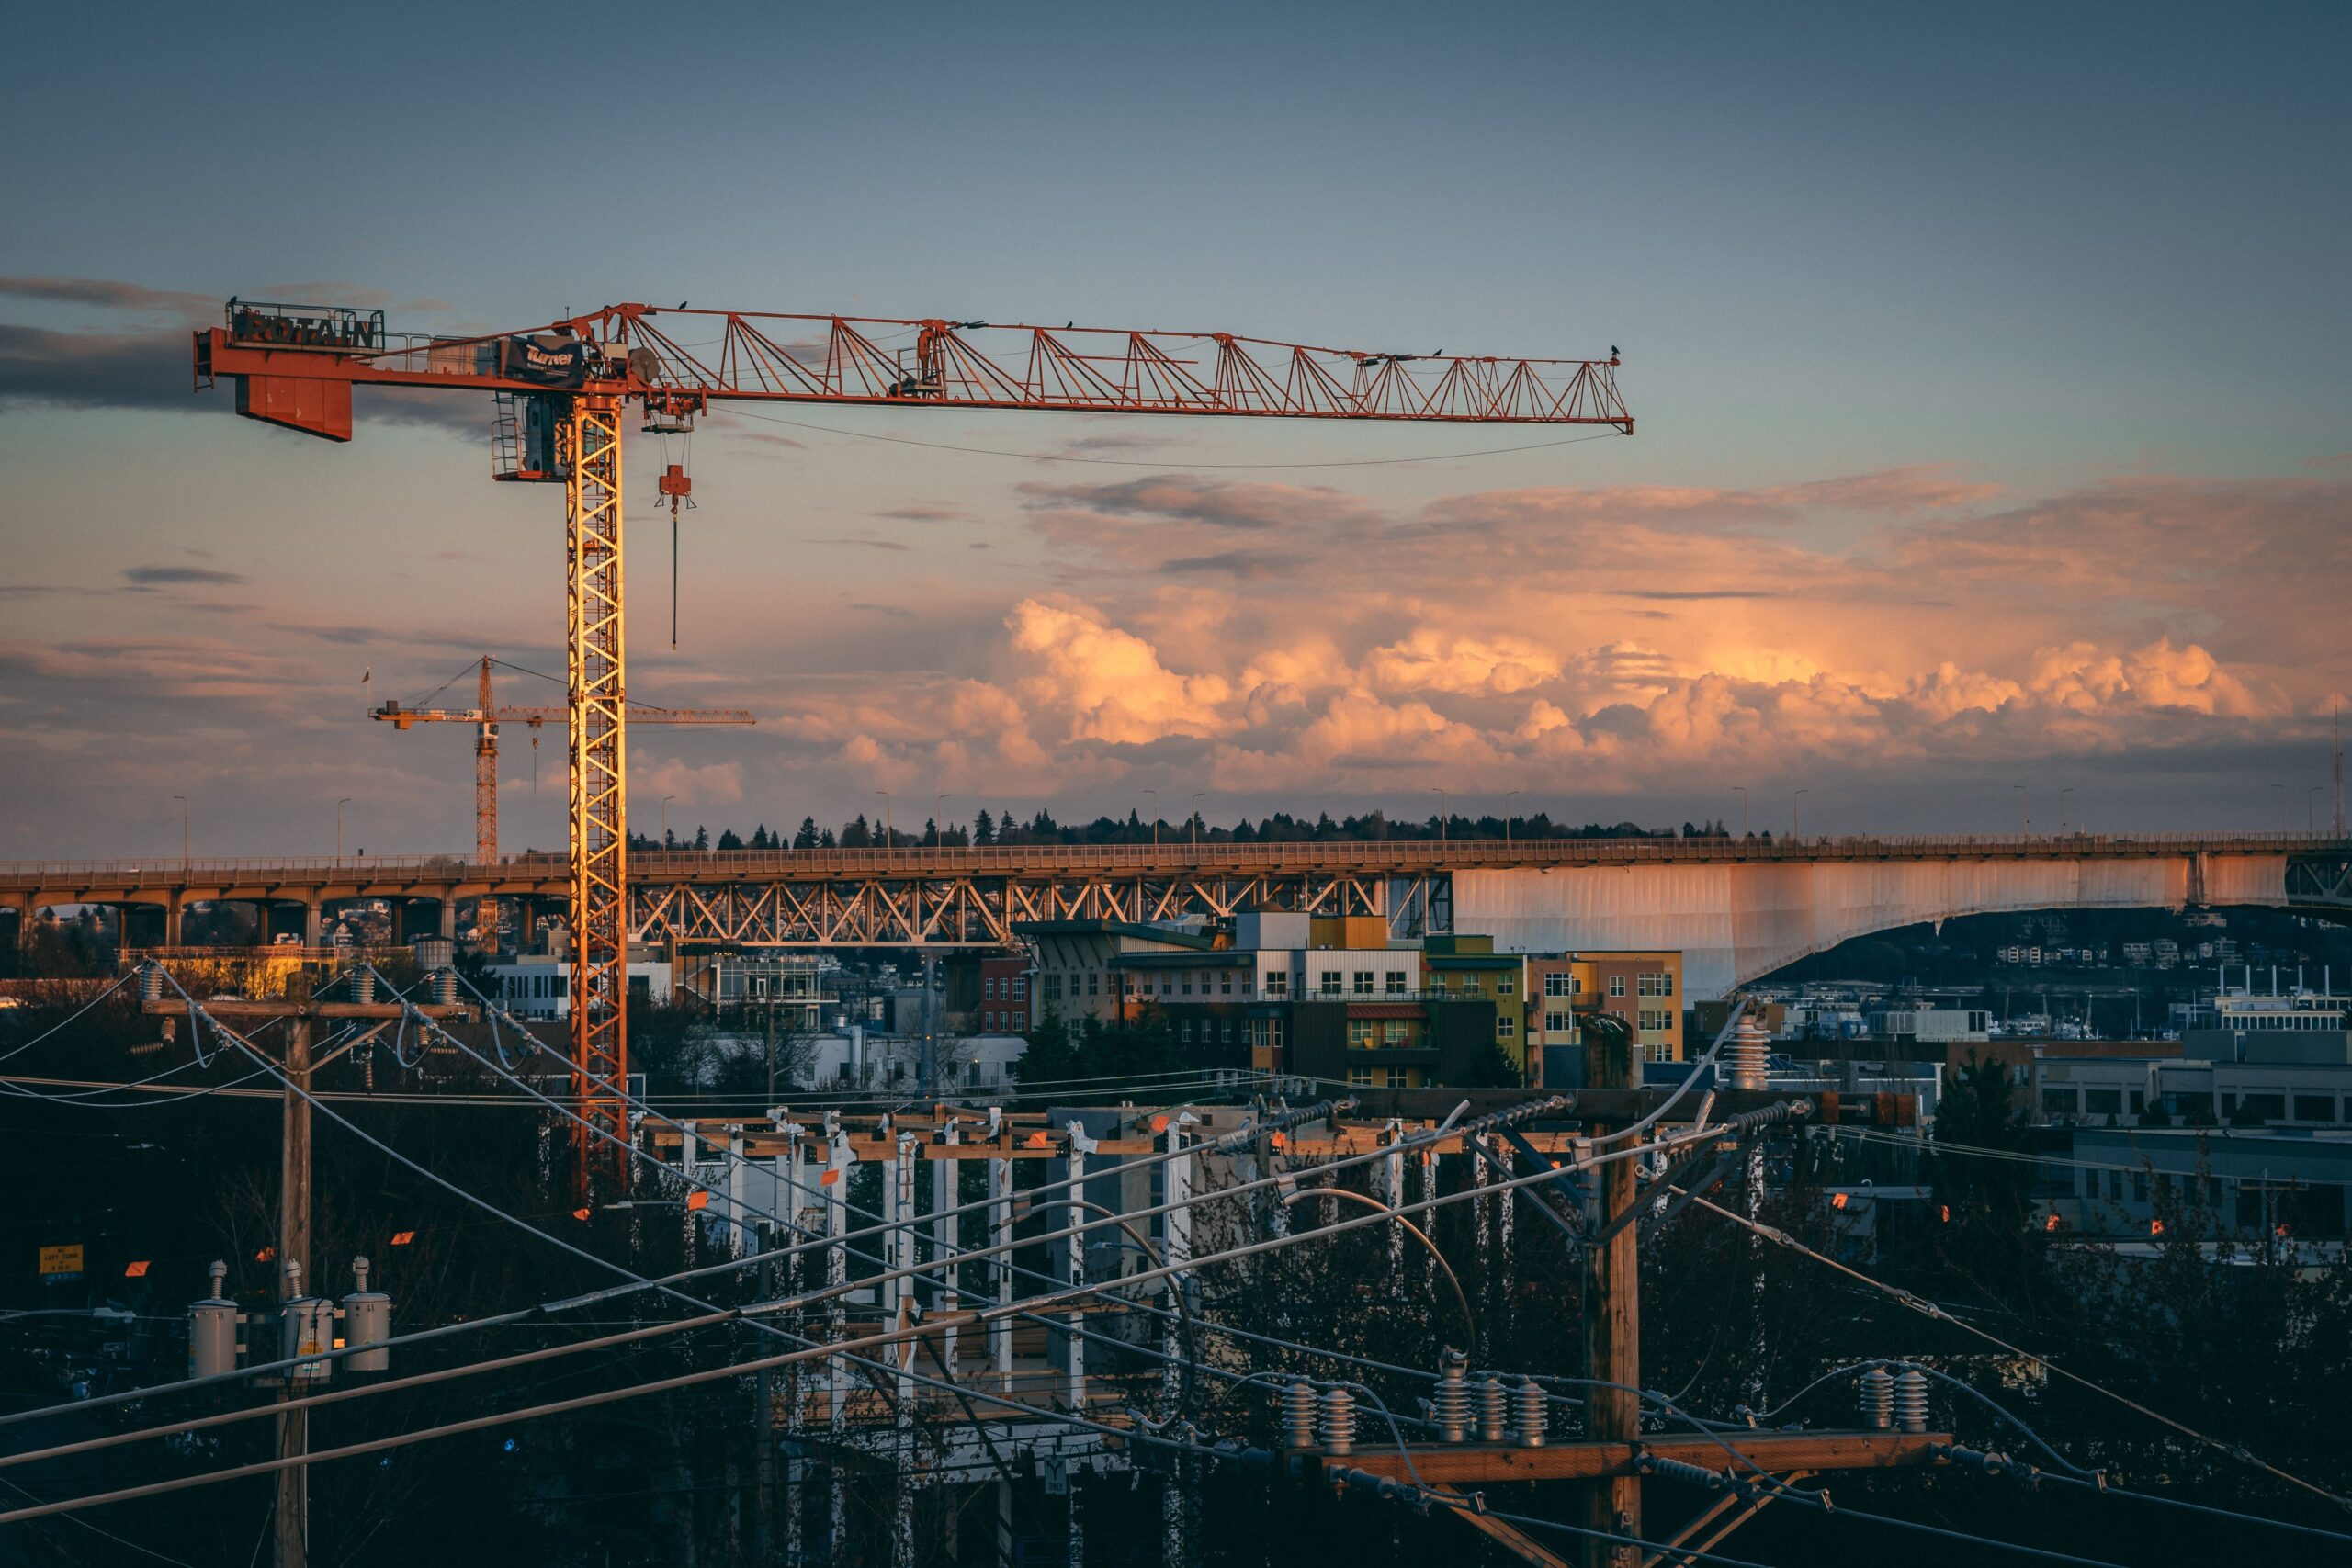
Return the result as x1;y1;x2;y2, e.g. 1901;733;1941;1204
501;334;594;389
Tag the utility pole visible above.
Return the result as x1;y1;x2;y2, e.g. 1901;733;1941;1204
765;997;779;1101
1579;1013;1640;1567
920;950;940;1093
276;977;312;1568
136;967;473;1568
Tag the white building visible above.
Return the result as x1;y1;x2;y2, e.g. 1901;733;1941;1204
485;955;673;1020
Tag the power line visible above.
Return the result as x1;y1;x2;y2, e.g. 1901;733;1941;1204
1677;1184;2351;1510
719;403;1631;469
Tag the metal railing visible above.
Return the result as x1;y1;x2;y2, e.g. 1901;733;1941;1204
1;830;2340;888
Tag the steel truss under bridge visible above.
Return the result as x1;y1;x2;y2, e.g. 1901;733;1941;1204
632;869;1444;947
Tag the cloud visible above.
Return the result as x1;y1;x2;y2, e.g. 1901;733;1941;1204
0;324;191;412
636;759;743;806
0;277;217;318
1007;600;1230;744
123;565;245;587
808;536;911;552
1024;474;1385;532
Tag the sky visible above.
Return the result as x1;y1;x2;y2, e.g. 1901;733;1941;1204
2;1;2348;859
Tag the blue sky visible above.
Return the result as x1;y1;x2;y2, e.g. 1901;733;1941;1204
3;2;2347;856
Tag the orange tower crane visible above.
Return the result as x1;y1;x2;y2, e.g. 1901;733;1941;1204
193;300;1632;1187
373;656;754;863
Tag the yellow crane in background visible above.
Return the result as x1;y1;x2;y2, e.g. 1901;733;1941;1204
374;656;753;863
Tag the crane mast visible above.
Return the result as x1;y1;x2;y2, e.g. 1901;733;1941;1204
194;299;1631;1192
372;656;754;864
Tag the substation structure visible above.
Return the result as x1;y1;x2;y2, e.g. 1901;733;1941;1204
644;1070;1932;1568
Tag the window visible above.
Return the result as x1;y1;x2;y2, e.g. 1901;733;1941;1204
1545;974;1573;998
2084;1089;2122;1116
1350;1068;1373;1087
2293;1094;2336;1122
984;976;998;1000
1638;972;1674;998
1087;973;1100;997
984;1010;997;1030
1240;971;1253;994
1012;976;1027;999
1348;1020;1374;1048
1220;971;1233;995
1498;974;1515;996
1497;1016;1517;1040
1382;1067;1408;1088
1044;974;1062;1001
1645;1042;1676;1063
1545;1010;1573;1033
1353;970;1374;995
1608;976;1626;998
1179;1019;1193;1043
1181;974;1193;996
1266;971;1288;998
1384;1021;1408;1046
1220;1020;1233;1043
1319;971;1342;996
1638;1009;1671;1033
2041;1088;2077;1115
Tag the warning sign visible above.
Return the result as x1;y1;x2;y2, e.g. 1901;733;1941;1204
37;1245;84;1279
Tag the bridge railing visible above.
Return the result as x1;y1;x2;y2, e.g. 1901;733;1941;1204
1;830;2340;887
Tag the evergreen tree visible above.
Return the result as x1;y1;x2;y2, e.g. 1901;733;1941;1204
1014;1008;1082;1084
819;828;837;848
795;816;820;850
693;825;710;852
971;807;996;845
718;828;744;851
842;814;871;848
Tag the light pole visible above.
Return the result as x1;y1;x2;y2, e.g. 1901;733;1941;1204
1430;787;1448;842
173;795;188;868
2011;784;2029;835
1145;789;1159;848
1791;788;1807;839
875;790;892;847
335;799;352;860
1733;785;1749;839
1504;790;1521;844
933;794;952;846
1189;792;1204;850
661;795;676;847
2058;787;2075;836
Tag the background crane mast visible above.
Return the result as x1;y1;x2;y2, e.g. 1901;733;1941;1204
194;300;1632;1188
372;656;753;863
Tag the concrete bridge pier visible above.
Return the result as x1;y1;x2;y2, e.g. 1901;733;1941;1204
304;899;323;946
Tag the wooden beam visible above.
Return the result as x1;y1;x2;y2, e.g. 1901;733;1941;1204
1433;1490;1574;1567
1639;1470;1811;1568
1329;1432;1949;1485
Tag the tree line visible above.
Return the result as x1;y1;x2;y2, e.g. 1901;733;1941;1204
632;808;1739;852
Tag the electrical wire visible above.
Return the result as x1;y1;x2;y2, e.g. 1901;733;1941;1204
718;403;1631;469
0;970;136;1065
2;996;2211;1568
1676;1185;2352;1511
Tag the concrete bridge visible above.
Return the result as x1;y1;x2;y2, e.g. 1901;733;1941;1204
4;834;2346;998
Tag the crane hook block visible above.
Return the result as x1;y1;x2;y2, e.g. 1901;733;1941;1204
658;463;691;500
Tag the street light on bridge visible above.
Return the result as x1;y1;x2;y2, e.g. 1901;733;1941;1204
1430;787;1448;842
1791;788;1807;839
